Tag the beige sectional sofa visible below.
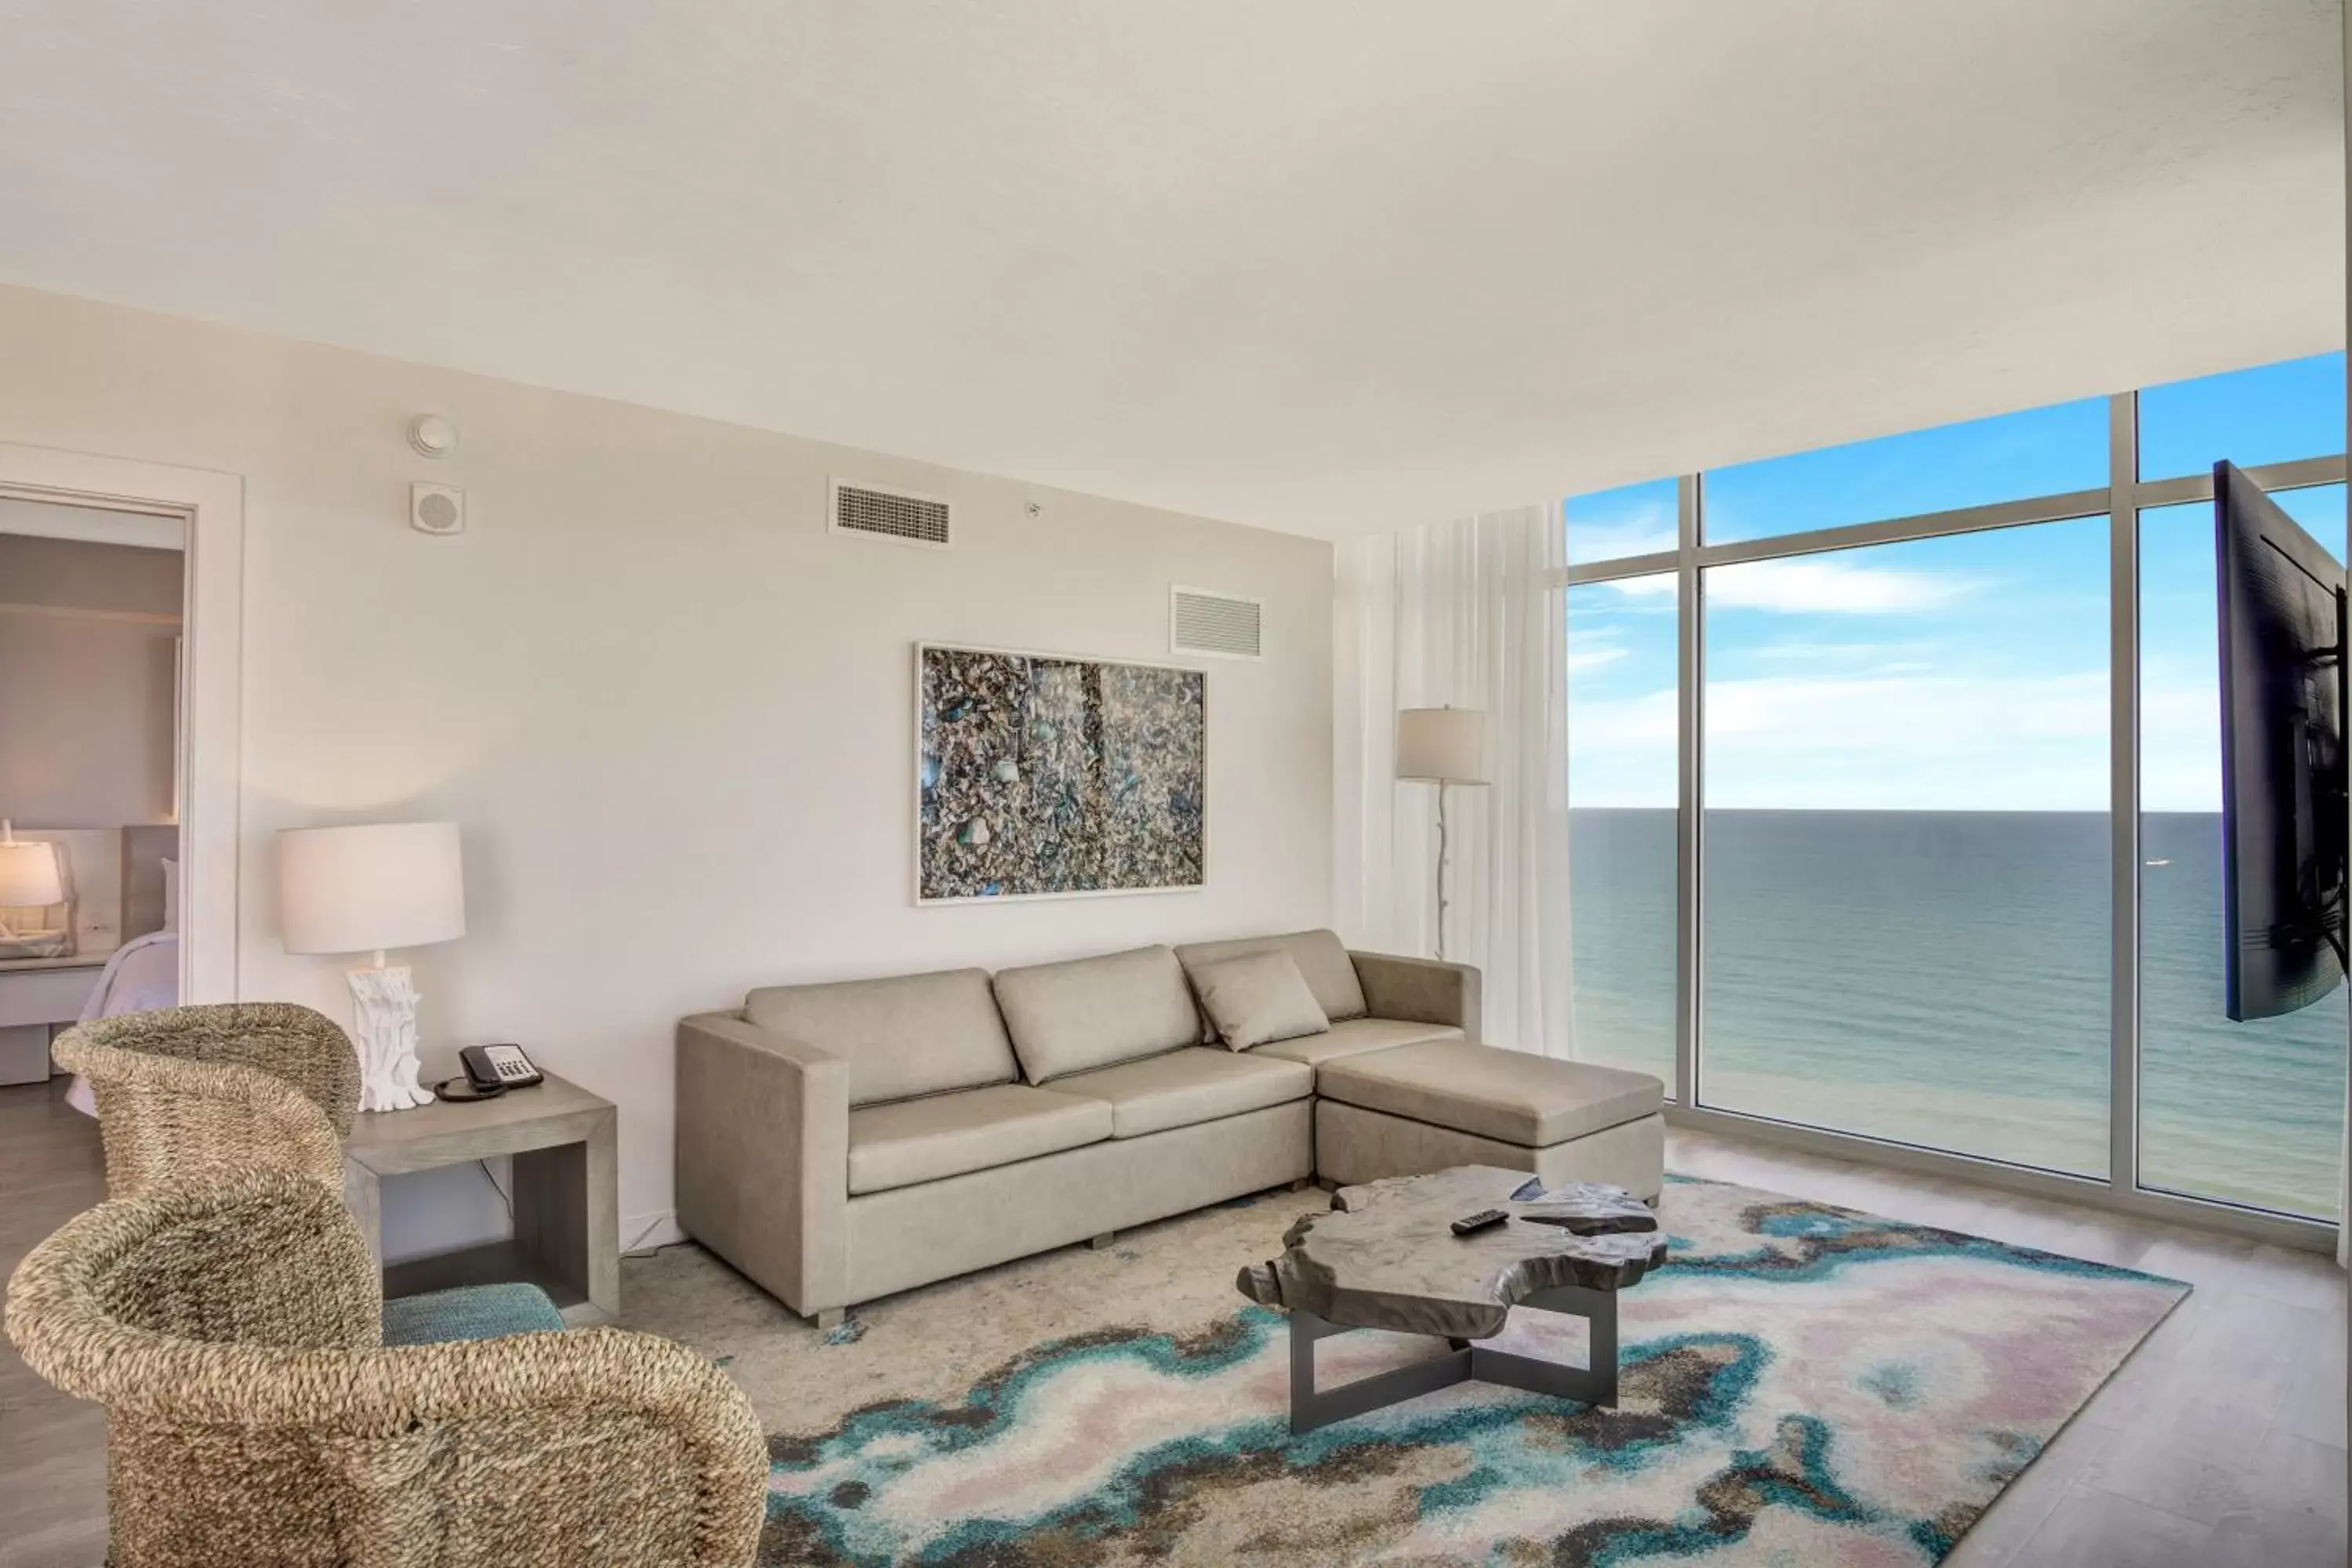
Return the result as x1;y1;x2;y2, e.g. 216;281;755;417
675;930;1662;1324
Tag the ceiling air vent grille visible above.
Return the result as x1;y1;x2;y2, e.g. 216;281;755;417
1171;586;1264;661
830;479;952;549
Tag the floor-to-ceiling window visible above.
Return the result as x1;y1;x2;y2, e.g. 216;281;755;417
1564;480;1679;1082
1699;518;2113;1174
1559;352;2347;1240
2135;356;2350;1219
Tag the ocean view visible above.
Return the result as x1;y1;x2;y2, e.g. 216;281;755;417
1568;808;2348;1219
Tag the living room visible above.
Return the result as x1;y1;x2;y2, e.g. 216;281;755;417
1;5;2347;1566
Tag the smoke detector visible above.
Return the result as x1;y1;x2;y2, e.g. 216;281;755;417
408;414;460;459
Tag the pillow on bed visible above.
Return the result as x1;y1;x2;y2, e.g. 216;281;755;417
161;858;180;932
1190;951;1330;1051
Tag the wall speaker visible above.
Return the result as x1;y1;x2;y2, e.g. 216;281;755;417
410;482;465;536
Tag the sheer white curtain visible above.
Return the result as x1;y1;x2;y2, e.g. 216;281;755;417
1334;503;1573;1056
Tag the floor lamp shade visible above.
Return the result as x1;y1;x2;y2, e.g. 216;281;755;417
1396;708;1490;784
278;822;466;956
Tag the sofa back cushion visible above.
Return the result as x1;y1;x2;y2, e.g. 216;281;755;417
992;946;1202;1083
744;968;1017;1108
1174;930;1368;1026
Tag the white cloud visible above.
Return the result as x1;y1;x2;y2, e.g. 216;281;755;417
1606;557;1975;615
1571;666;2113;810
1570;526;1676;563
1748;639;1938;666
1566;643;1629;675
2139;658;2223;813
1570;661;2234;812
1566;497;1677;564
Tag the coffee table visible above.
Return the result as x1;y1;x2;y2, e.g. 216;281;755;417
1236;1165;1666;1433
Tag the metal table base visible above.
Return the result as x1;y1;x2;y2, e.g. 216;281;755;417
1287;1284;1619;1435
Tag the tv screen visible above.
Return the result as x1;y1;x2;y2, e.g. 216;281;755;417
2216;459;2348;1022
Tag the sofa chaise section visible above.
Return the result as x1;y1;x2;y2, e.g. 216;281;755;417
1312;1040;1666;1200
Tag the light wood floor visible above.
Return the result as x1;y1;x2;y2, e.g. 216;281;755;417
2;1076;2343;1566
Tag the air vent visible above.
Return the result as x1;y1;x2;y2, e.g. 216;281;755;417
830;478;952;549
1171;586;1263;661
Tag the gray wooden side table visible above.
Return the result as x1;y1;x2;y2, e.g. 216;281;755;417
343;1070;619;1327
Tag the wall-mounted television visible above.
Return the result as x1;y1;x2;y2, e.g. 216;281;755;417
2216;459;2348;1021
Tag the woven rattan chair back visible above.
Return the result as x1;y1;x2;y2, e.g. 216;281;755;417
54;1002;359;1193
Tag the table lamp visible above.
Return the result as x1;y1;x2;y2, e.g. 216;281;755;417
1396;708;1489;960
278;822;466;1112
0;821;66;946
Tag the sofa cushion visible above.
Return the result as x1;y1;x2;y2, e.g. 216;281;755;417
846;1083;1112;1196
1048;1047;1315;1138
1175;930;1368;1026
746;967;1018;1108
1192;952;1330;1051
992;946;1201;1083
1254;1016;1464;1068
1314;1040;1663;1147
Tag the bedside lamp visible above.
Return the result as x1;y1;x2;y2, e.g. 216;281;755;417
1396;708;1489;961
0;821;67;948
278;822;466;1113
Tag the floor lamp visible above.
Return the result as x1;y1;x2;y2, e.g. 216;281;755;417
1396;707;1489;960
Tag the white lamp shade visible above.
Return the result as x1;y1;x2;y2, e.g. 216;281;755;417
0;839;64;908
278;822;466;956
1396;708;1490;784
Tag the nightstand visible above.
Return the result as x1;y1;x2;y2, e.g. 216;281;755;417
343;1070;619;1326
0;953;107;1084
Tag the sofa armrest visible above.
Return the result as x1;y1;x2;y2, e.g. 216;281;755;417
1348;952;1483;1045
676;1011;850;1316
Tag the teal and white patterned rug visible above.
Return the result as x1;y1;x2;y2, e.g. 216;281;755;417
634;1174;2189;1566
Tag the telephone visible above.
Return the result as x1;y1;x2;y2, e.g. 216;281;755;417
458;1043;544;1097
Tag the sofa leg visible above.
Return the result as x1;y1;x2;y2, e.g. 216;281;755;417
1088;1232;1116;1250
811;1308;845;1330
1290;1177;1313;1192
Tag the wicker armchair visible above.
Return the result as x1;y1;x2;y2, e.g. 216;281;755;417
5;1168;768;1568
54;1002;360;1193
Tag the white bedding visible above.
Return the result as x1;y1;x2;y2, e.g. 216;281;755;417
64;929;179;1117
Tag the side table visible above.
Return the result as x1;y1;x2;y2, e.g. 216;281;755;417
0;953;108;1084
343;1070;619;1327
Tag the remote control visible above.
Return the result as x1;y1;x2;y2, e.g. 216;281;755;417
1451;1208;1509;1236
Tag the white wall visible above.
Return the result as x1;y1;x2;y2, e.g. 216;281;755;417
0;284;1334;1258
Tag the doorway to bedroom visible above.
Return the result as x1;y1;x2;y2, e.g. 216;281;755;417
0;496;187;1086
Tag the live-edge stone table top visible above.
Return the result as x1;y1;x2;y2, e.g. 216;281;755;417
1237;1165;1668;1341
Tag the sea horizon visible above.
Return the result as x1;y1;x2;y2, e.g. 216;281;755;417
1568;805;2347;1220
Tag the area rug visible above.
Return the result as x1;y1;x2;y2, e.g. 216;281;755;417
625;1174;2189;1566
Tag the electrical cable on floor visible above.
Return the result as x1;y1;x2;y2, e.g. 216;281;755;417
622;1214;680;1258
477;1159;511;1216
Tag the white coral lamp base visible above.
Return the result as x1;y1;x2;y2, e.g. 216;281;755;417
347;962;437;1112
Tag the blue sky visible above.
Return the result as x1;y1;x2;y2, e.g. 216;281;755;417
1566;353;2348;811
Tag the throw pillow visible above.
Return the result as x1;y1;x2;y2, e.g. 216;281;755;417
1192;951;1330;1051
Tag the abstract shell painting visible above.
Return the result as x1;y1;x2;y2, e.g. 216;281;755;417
917;644;1205;902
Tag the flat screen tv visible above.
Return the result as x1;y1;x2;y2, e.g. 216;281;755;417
2216;459;2348;1021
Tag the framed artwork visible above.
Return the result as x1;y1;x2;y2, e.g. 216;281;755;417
916;642;1206;902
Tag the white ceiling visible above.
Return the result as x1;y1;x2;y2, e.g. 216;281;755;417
0;2;2342;539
